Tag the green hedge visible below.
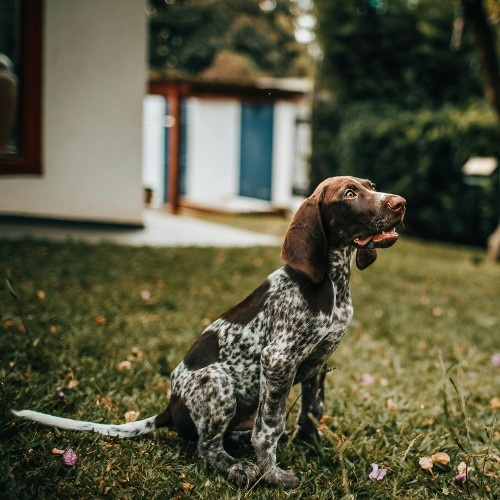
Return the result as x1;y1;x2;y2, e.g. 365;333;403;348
312;101;499;245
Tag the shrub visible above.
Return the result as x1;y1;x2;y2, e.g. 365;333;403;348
312;100;499;245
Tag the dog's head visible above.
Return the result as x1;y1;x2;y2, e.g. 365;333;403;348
281;176;406;284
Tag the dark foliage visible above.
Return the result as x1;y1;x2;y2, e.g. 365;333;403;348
312;0;499;244
148;0;310;79
313;101;499;244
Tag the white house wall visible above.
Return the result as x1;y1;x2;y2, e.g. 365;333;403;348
185;98;240;203
142;95;166;208
0;0;146;224
271;101;296;207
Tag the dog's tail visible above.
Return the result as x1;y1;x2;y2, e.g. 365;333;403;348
12;410;158;438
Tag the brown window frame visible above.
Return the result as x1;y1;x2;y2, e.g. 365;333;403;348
0;0;43;175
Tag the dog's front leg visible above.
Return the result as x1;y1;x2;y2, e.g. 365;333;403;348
251;345;299;489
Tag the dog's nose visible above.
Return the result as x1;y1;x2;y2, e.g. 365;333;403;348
387;195;406;213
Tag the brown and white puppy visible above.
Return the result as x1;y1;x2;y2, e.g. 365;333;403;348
14;176;406;489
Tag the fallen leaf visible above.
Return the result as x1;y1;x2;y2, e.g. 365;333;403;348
67;379;79;389
140;290;151;301
419;456;434;471
36;290;46;300
490;397;500;409
181;482;194;491
432;307;443;317
483;469;498;479
95;315;106;325
51;448;65;455
124;410;140;423
95;395;113;411
117;360;132;372
380;377;389;387
130;347;144;359
387;398;399;411
431;452;450;465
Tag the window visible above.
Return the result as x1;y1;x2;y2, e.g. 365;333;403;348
0;0;42;174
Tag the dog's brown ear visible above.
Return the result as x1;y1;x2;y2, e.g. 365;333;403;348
356;248;377;270
281;197;328;284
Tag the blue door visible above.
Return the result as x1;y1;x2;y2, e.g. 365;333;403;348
239;103;274;201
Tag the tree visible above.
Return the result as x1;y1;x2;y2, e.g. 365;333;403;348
460;0;500;121
314;0;483;108
148;0;312;81
310;0;499;245
458;0;500;260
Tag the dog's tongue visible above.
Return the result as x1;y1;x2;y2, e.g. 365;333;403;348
355;228;398;246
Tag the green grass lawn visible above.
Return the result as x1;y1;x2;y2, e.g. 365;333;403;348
0;236;499;499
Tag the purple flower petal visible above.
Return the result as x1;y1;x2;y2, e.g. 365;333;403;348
55;386;64;398
454;473;467;484
369;463;387;480
62;448;78;467
491;353;500;367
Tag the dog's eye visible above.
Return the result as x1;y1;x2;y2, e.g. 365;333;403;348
344;189;356;199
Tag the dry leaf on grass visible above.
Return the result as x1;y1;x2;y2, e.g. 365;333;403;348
67;379;79;389
419;452;451;476
431;452;450;465
95;315;107;325
124;410;140;423
387;398;399;411
489;397;500;409
117;360;132;372
419;456;434;471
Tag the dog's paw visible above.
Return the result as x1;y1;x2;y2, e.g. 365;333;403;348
227;460;260;487
291;423;320;445
262;466;299;489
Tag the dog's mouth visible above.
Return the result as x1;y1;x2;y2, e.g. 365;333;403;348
354;226;399;248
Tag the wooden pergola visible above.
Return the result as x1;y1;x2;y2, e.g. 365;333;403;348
148;78;309;213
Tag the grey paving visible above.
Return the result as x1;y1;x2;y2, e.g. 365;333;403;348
0;210;281;247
